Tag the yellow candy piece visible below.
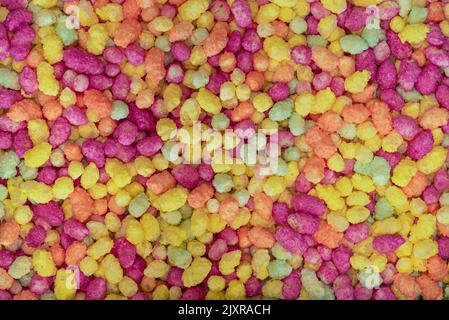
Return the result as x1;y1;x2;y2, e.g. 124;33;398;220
24;142;52;168
263;36;290;61
344;71;370;94
219;250;242;275
54;269;77;300
399;23;430;44
182;257;212;287
196;88;222;115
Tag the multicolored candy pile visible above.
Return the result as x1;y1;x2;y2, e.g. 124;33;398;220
0;0;449;300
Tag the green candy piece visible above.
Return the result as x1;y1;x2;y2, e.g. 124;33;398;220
55;16;78;46
179;204;192;219
354;161;371;176
340;35;369;54
233;189;250;207
369;156;390;186
128;192;150;218
283;146;301;162
34;9;57;27
111;100;129;120
192;70;209;89
396;86;423;102
211;113;230;130
0;68;19;90
288;112;305;136
0;151;20;179
267;260;293;280
361;28;385;48
269;99;293;122
307;35;328;48
212;174;234;193
374;197;394;220
18;162;38;181
161;210;182;225
190;28;209;45
399;0;412;17
338;123;357;140
167;247;192;269
0;185;8;201
289;16;307;34
407;6;428;23
271;243;292;260
275;159;288;177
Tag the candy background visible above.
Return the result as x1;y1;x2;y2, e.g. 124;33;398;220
0;0;449;300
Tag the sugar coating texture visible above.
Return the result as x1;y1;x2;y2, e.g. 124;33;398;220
0;0;448;302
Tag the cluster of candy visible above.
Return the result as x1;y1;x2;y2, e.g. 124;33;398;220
0;0;449;300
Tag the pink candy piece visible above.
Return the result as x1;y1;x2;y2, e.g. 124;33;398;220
0;88;21;110
415;63;442;95
392;115;419;140
136;135;163;157
287;212;320;234
4;9;32;32
113;237;136;269
317;261;339;285
333;274;354;300
64;47;104;75
49;117;71;147
344;223;370;243
332;245;351;273
282;270;301;300
209;0;230;22
373;234;405;253
172;164;200;190
291;194;326;217
241;29;262;53
82;139;106;168
32;201;64;227
25;225;46;248
275;226;307;255
406;130;434;160
85;277;107;300
63;219;89;241
230;0;252;28
245;276;262;297
208;239;228;261
377;58;397;90
113;120;138;146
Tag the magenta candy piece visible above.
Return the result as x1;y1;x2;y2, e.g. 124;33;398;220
377;58;397;90
241;29;262;53
275;226;307;255
282;270;301;300
0;88;21;109
49;117;71;147
32;201;64;227
317;261;339;285
182;286;206;300
82;139;106;168
406;130;434;160
287;212;320;234
331;245;351;273
136;135;163;157
373;234;405;253
230;0;252;28
291;194;326;217
113;237;136;269
25;226;46;248
245;276;262;297
85;277;107;300
392;115;419;140
333;274;354;300
64;47;104;75
63;219;89;241
344;223;370;243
